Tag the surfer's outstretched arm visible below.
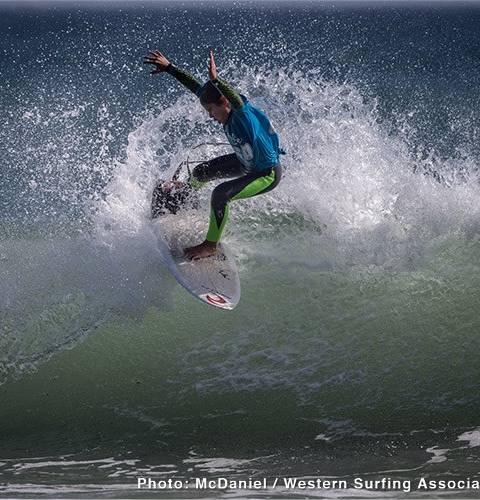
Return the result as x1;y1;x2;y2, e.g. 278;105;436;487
207;50;243;109
143;50;202;95
214;77;244;109
166;65;202;95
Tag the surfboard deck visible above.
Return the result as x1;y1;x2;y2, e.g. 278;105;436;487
153;215;241;310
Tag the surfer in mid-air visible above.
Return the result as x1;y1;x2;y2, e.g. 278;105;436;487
144;49;283;260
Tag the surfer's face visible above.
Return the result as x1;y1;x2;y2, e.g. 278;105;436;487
203;99;231;124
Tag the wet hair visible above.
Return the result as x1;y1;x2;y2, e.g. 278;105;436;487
198;80;224;106
151;181;198;218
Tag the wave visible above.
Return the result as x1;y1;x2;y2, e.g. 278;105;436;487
1;66;479;440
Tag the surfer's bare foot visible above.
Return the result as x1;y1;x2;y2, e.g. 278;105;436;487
184;240;217;260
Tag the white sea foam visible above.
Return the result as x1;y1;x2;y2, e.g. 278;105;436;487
457;427;480;448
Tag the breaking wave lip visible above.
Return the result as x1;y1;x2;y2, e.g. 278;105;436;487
97;63;480;266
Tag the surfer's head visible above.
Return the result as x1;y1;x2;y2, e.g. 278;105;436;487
199;81;231;124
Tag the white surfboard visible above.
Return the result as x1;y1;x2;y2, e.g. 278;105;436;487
153;215;241;310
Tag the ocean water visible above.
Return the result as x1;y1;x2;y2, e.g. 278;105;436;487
1;1;480;498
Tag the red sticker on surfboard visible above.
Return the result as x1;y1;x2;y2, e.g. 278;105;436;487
201;293;232;309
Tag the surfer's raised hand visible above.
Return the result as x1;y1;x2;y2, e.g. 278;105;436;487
208;50;218;81
143;50;170;75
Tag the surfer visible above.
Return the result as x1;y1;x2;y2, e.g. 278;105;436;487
144;50;283;260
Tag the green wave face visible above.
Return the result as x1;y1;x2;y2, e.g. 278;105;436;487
2;236;480;447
